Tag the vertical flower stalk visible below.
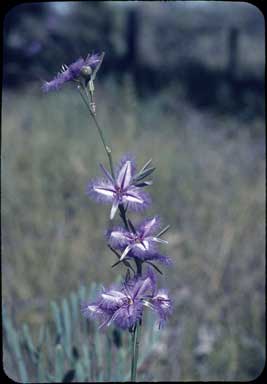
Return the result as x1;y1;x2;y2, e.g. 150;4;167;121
42;52;173;381
131;319;141;382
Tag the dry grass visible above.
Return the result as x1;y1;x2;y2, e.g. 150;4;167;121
2;79;265;380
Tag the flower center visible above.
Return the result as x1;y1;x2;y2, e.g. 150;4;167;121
115;185;124;199
126;297;134;305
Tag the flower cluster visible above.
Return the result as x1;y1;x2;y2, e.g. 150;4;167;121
85;154;172;329
42;52;172;335
82;269;172;330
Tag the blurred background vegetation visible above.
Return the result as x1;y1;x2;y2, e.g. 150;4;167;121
2;1;265;381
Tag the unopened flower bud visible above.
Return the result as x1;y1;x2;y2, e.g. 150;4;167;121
81;65;92;79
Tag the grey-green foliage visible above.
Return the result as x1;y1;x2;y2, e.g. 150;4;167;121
3;283;162;382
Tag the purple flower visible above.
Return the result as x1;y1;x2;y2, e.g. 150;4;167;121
81;271;156;330
150;289;173;328
81;269;172;330
41;53;102;92
108;216;170;264
87;155;151;220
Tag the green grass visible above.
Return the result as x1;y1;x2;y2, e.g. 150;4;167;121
2;79;265;381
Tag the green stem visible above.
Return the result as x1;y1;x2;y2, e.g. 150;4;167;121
90;112;115;179
79;80;144;381
119;204;129;231
119;202;142;381
77;84;115;179
131;321;141;382
135;258;142;277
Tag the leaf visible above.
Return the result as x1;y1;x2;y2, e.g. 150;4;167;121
70;292;79;327
134;180;153;187
156;225;171;238
38;325;45;351
145;261;163;274
51;301;62;341
82;344;91;379
37;353;46;382
22;323;38;363
138;159;153;175
111;258;135;274
133;167;156;182
108;245;121;259
55;344;64;382
62;298;71;358
75;362;86;381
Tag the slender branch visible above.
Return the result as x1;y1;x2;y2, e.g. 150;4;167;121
77;84;115;179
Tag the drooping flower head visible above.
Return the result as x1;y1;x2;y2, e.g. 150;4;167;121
41;53;103;92
107;216;171;265
87;155;153;220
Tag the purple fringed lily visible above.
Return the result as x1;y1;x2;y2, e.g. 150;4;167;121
81;270;156;330
151;289;173;328
41;53;102;92
81;269;172;330
108;216;170;264
87;155;151;220
150;289;173;328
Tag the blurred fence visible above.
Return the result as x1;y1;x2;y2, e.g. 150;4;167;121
3;2;264;117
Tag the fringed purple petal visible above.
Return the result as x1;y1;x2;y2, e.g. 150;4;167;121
139;216;161;237
110;199;120;220
131;274;155;300
68;57;85;77
41;72;68;92
152;289;173;328
136;252;172;266
98;290;126;311
123;188;151;212
86;179;115;204
142;267;157;296
128;240;157;258
81;300;110;321
113;301;143;329
115;154;137;179
42;53;103;93
84;53;102;69
42;58;84;93
117;161;132;190
107;226;130;249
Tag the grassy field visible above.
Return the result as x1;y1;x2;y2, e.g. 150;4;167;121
2;78;265;381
